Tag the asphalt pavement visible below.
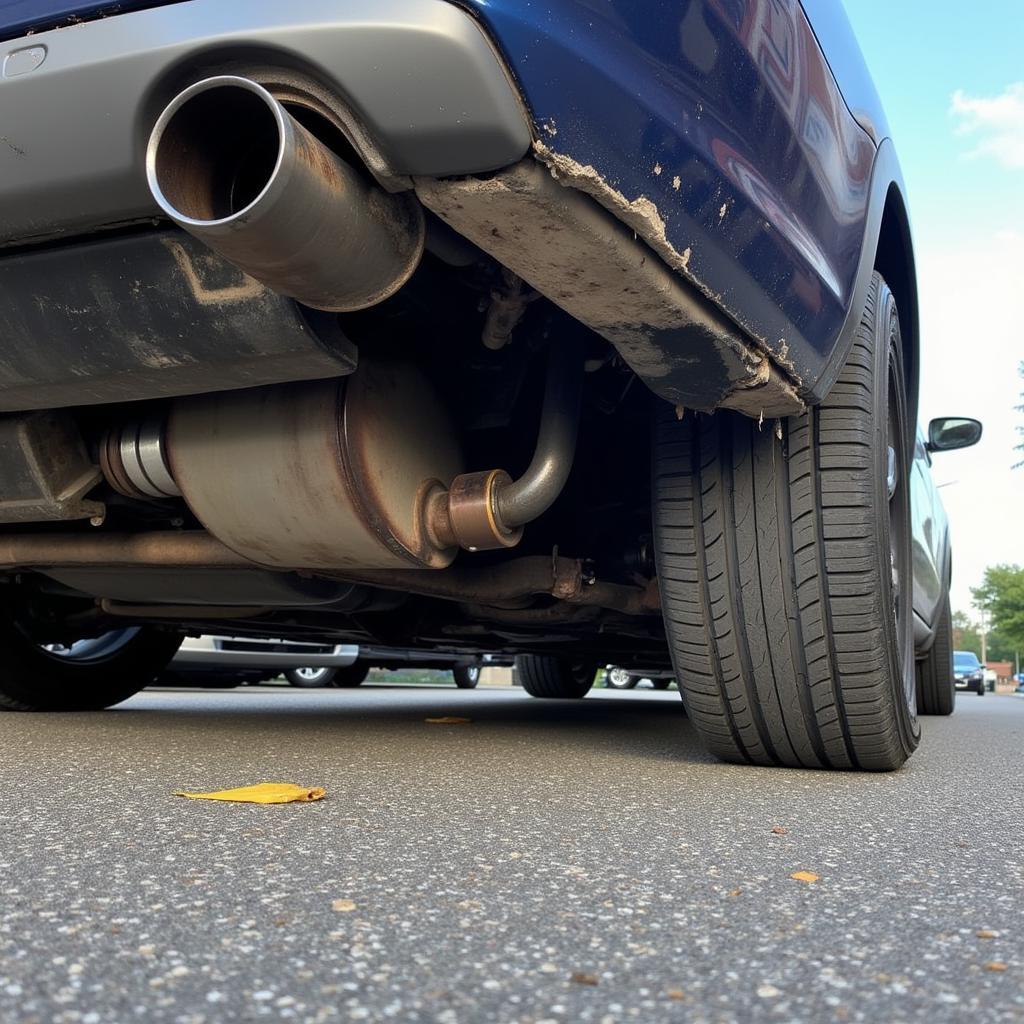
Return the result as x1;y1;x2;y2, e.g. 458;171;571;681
0;685;1021;1023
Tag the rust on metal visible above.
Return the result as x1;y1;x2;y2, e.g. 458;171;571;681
0;532;656;616
167;361;462;571
0;532;252;568
441;469;522;552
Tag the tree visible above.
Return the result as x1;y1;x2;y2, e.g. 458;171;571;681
984;628;1016;663
972;565;1024;653
952;609;981;656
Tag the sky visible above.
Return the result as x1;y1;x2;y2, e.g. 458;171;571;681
841;0;1024;616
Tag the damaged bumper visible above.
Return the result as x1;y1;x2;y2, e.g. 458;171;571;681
0;0;806;417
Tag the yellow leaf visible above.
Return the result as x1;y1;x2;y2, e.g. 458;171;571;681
331;899;357;913
175;782;325;804
976;930;999;939
570;972;599;986
424;716;472;724
666;989;685;1001
790;871;819;884
984;962;1008;972
771;826;789;835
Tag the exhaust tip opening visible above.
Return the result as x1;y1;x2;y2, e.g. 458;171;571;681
148;78;285;225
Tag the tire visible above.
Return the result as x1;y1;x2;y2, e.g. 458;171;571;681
606;667;639;689
452;664;481;689
652;679;672;691
285;666;337;688
0;624;183;711
977;681;985;697
332;662;369;688
516;656;595;699
653;272;919;771
916;595;954;715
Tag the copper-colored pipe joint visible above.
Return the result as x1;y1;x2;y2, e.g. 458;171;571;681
426;469;523;552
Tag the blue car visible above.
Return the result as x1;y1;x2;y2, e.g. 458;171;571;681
0;1;981;769
952;650;986;697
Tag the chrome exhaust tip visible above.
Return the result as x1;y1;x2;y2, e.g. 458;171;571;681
146;76;424;312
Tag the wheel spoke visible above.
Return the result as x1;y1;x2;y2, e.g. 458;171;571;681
886;445;897;500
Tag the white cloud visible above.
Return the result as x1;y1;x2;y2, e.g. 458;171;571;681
915;229;1024;614
950;82;1024;168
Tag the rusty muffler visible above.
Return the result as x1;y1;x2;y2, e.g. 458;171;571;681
98;339;584;566
146;76;425;311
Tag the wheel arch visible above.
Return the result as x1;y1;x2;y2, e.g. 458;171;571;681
807;139;920;435
874;182;920;433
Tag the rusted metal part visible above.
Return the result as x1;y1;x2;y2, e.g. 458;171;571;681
100;599;271;619
100;419;180;501
416;159;803;418
0;529;657;616
337;556;656;616
551;556;582;601
147;76;425;312
167;362;463;570
435;470;522;552
0;532;251;569
0;411;104;524
481;268;538;350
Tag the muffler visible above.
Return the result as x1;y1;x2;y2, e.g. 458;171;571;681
146;76;425;311
165;359;464;571
100;342;583;568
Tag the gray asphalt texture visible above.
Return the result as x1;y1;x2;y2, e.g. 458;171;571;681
0;686;1021;1024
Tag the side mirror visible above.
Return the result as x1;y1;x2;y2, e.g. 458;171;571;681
927;417;982;452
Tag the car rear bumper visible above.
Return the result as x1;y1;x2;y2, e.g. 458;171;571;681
954;678;983;692
0;0;530;248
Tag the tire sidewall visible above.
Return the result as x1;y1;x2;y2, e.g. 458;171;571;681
453;664;481;688
873;280;920;752
0;622;183;711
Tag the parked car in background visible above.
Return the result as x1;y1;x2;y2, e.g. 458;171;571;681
910;422;983;717
163;636;359;688
0;0;987;770
604;667;673;691
164;637;506;689
293;647;513;689
952;651;986;696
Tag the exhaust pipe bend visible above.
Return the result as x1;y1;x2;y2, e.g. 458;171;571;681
426;337;584;552
494;335;583;529
146;76;425;312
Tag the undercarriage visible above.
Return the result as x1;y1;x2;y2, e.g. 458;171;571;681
0;3;930;771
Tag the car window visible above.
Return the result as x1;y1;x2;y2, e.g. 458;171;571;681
953;652;980;670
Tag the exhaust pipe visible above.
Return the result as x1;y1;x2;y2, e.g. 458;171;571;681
146;76;425;312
